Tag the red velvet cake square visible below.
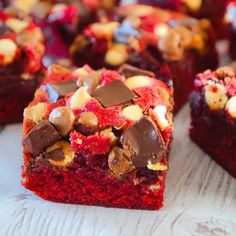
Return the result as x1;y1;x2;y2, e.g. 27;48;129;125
189;66;236;178
70;4;218;112
0;8;45;124
22;64;174;210
137;0;229;38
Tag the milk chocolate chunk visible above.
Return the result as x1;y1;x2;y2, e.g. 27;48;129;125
48;80;78;97
76;71;101;92
23;120;61;155
121;117;166;167
92;80;135;107
119;64;155;78
45;148;65;161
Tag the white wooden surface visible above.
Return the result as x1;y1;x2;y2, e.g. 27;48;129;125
0;105;236;236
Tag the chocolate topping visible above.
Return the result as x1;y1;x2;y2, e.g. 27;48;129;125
121;117;166;167
76;71;101;92
48;80;78;97
92;80;135;107
23;120;61;155
45;148;65;161
119;64;155;78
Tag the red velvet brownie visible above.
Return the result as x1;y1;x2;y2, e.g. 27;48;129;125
22;64;174;210
0;8;45;124
8;0;120;66
70;5;218;112
137;0;229;38
189;66;236;178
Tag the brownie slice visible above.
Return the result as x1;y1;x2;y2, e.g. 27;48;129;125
22;64;174;210
137;0;229;38
70;4;218;112
189;66;236;178
0;8;45;124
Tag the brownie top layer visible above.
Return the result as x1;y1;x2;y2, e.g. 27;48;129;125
70;4;213;64
0;8;45;75
23;64;173;177
192;66;236;119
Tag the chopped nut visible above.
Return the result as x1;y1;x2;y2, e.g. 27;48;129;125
51;3;67;11
158;29;183;61
204;83;228;111
23;103;46;123
157;86;170;103
49;106;75;136
73;67;89;76
48;64;69;75
46;141;74;167
147;161;168;171
121;105;143;121
216;66;234;79
0;39;18;65
105;44;129;66
125;75;151;90
70;87;92;110
152;105;169;130
78;112;98;127
108;147;134;177
5;18;28;33
226;96;236;118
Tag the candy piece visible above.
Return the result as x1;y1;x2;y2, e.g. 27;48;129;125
92;80;135;107
23;120;61;155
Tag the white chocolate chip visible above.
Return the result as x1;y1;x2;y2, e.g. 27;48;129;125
147;161;168;171
204;83;228;111
51;3;67;11
126;5;154;16
124;75;151;90
46;141;74;167
13;0;38;14
6;18;29;33
78;112;98;127
91;22;119;39
153;105;169;130
226;96;236;118
23;103;46;123
73;67;89;76
0;39;18;65
105;44;129;66
121;105;143;121
70;87;92;110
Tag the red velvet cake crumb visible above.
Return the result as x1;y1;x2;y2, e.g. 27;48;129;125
22;64;174;210
189;66;236;178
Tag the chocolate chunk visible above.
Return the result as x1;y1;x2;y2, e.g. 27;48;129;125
119;64;155;78
108;147;134;177
23;120;61;155
92;80;135;107
121;117;166;167
0;22;10;36
76;71;101;92
47;80;78;97
45;148;65;161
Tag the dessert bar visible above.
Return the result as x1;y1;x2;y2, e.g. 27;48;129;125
0;8;45;124
22;64;174;209
70;4;218;112
189;66;236;178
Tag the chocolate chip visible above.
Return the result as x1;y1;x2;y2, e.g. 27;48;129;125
23;120;61;155
47;80;78;98
92;80;135;107
45;148;65;161
76;71;101;92
121;117;166;167
0;22;10;36
119;64;155;78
